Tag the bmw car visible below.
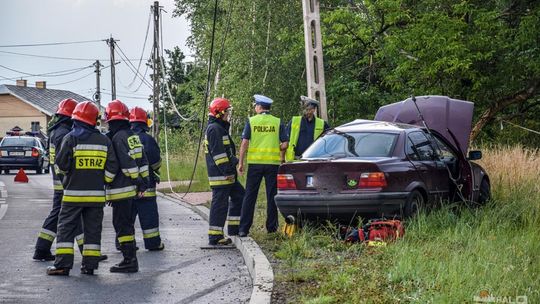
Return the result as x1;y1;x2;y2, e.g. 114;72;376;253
0;136;50;174
275;96;490;223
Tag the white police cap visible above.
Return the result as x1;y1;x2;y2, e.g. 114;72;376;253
253;94;273;105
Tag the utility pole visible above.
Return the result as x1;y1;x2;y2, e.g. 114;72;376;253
105;37;118;100
93;60;103;109
302;0;327;120
151;1;162;140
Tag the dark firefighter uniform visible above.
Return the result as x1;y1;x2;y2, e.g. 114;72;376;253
34;113;84;260
107;121;149;273
205;110;244;245
130;116;164;250
48;101;117;275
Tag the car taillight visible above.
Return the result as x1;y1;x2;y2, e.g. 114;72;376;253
359;172;387;188
31;148;39;157
277;174;297;190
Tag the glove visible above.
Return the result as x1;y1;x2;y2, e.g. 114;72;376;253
134;176;148;193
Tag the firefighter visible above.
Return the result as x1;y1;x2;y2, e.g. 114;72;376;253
205;98;245;246
33;98;85;261
285;96;330;161
46;101;117;276
129;107;165;251
105;100;149;273
238;95;289;237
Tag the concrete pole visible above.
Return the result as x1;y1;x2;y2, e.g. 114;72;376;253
302;0;327;120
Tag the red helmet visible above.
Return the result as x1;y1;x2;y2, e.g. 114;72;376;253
72;101;99;126
56;98;78;117
208;98;231;117
129;107;148;123
105;100;129;122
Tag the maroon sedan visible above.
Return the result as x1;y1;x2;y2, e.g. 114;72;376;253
275;96;490;223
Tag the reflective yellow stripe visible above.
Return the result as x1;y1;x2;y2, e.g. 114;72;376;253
227;220;240;225
208;179;235;187
76;238;84;246
140;170;149;178
143;231;160;239
208;230;224;236
82;249;101;257
118;235;135;243
74;150;107;158
39;232;55;242
144;190;157;197
151;160;161;170
56;248;74;255
53;184;64;191
105;176;113;183
131;153;143;159
62;196;106;203
214;157;229;165
106;190;137;201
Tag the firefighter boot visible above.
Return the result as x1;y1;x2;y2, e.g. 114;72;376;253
98;254;108;262
80;264;95;275
46;266;70;276
110;245;138;273
33;250;55;261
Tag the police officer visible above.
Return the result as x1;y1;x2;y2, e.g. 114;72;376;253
205;98;244;246
129;107;164;251
105;100;149;273
46;101;118;276
34;98;85;261
285;96;330;162
238;95;289;237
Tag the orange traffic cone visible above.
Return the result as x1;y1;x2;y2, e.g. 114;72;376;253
14;168;29;183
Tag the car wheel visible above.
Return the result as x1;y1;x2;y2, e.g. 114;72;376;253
403;190;424;218
477;178;491;205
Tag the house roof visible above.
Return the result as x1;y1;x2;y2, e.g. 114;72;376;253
0;84;94;116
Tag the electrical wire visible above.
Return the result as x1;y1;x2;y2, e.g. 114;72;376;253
100;90;150;100
0;64;93;78
113;42;153;90
127;9;153;88
47;71;95;86
160;55;197;121
0;40;103;48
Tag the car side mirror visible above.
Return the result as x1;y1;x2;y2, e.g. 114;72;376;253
468;150;482;160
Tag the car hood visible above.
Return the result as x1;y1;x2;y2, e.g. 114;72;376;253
374;95;474;153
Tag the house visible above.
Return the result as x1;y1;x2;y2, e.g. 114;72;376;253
0;80;101;137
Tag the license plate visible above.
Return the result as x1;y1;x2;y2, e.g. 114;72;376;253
10;151;24;156
306;176;314;188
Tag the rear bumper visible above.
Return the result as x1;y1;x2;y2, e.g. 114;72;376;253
0;157;41;169
275;192;409;222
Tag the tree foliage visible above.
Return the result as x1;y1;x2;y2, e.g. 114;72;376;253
170;0;540;146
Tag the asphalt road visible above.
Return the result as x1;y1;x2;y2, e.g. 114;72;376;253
0;172;251;304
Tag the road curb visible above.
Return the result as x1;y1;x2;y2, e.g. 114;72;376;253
158;192;273;304
0;181;8;221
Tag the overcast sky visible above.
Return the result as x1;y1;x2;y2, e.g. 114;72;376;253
0;0;191;110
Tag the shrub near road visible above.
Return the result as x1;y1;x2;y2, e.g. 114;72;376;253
250;146;540;303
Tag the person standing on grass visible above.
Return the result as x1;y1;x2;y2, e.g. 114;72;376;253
285;96;330;162
204;97;244;246
237;95;289;237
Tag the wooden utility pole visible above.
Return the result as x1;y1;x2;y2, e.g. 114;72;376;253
105;37;118;100
151;1;162;140
93;60;103;109
302;0;327;120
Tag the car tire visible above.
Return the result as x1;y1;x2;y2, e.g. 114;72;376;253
403;190;424;218
477;178;491;205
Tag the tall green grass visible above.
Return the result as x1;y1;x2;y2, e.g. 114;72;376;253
250;146;540;303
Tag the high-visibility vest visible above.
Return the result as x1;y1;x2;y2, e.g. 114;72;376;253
247;114;281;165
286;116;324;161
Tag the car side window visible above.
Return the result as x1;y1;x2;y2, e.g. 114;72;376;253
407;132;436;161
431;134;456;161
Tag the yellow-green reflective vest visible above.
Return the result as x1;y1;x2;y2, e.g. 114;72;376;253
285;116;324;162
247;114;281;165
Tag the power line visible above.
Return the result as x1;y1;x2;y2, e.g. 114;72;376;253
100;90;150;100
47;71;95;86
0;50;141;62
0;40;103;48
127;9;153;88
113;42;153;90
0;64;93;78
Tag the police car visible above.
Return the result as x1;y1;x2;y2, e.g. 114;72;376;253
0;134;49;174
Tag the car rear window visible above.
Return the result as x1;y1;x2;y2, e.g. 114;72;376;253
0;137;37;147
303;132;398;159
